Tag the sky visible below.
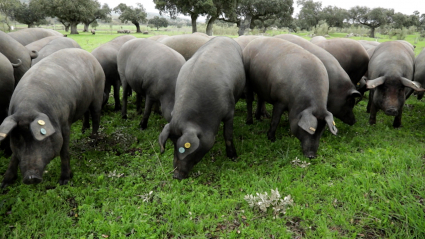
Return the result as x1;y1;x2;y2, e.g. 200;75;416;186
99;0;422;20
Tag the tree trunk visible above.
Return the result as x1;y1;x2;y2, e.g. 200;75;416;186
70;22;79;34
238;15;252;36
370;27;375;38
65;25;70;32
134;22;141;33
191;14;198;33
28;24;34;28
83;23;89;32
262;26;267;33
206;16;217;36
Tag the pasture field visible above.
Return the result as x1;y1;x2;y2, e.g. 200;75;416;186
1;30;425;238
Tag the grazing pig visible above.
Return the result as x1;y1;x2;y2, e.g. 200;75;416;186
358;40;380;51
91;35;136;111
158;37;245;179
31;37;81;65
313;38;369;85
148;35;168;41
366;41;424;128
9;28;64;46
0;48;105;187
159;34;210;60
274;34;361;125
310;36;326;44
234;35;263;50
25;35;63;52
0;53;19;154
412;49;425;100
118;38;185;129
0;30;37;85
244;38;338;158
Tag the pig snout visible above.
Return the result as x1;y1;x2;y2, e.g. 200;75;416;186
384;108;399;116
173;170;188;180
23;170;43;184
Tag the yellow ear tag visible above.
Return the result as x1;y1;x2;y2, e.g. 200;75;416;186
0;133;6;138
309;127;316;132
357;83;360;86
38;120;45;126
333;121;336;126
184;142;191;148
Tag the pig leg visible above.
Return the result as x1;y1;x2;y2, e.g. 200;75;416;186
136;93;143;115
113;78;121;111
393;109;402;128
267;104;285;142
90;102;102;139
81;111;90;133
223;113;237;159
369;102;378;125
254;97;264;120
139;96;154;130
102;79;111;108
59;127;72;185
1;154;19;188
366;90;373;113
245;85;254;125
121;81;131;119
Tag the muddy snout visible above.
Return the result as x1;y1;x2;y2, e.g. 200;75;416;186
23;170;43;184
384;108;399;116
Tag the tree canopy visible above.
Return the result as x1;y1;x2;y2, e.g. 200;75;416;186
296;0;322;30
154;0;213;33
38;0;101;34
220;0;294;36
149;16;168;30
349;6;394;38
82;2;111;32
114;3;147;33
0;0;19;31
13;0;47;28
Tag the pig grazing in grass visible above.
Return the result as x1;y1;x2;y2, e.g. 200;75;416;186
366;41;424;128
243;37;338;158
0;48;105;188
118;38;185;129
159;37;245;180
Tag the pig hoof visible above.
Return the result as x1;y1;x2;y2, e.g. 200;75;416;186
114;107;121;112
393;123;402;128
139;123;147;130
246;119;253;125
58;178;70;185
1;180;14;188
267;134;276;142
122;115;127;120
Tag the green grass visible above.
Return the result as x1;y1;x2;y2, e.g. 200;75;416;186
1;30;425;238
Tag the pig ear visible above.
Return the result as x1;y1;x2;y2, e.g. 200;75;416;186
400;77;425;92
298;110;317;135
30;113;56;141
0;116;17;141
158;123;170;153
366;76;385;89
325;113;338;135
176;131;200;160
351;90;362;99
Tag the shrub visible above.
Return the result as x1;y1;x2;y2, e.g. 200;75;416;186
314;21;329;36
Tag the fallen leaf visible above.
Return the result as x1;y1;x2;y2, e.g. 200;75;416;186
102;234;109;238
